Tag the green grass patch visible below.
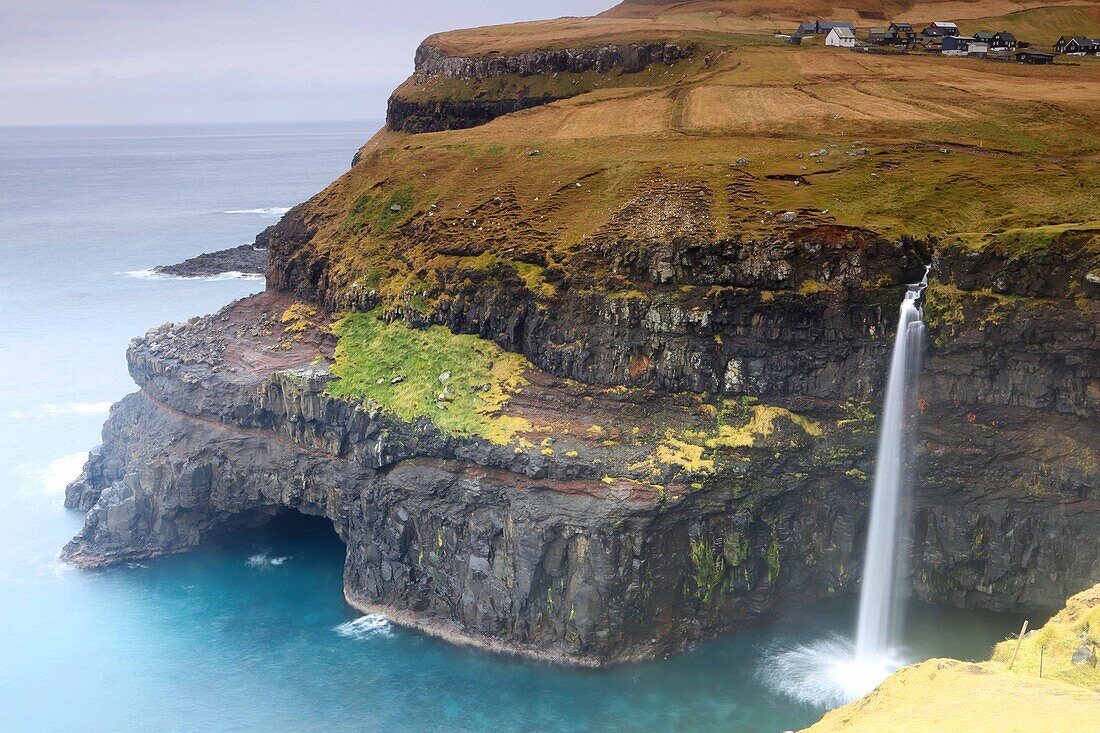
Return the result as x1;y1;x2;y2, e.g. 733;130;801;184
945;221;1100;255
327;310;532;444
344;186;416;236
512;261;556;297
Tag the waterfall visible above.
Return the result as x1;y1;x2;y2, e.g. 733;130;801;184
761;272;928;708
855;274;926;661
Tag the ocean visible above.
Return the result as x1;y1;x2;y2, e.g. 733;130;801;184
0;122;1024;732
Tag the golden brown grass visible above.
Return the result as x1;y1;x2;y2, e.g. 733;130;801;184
289;1;1100;317
425;0;1100;55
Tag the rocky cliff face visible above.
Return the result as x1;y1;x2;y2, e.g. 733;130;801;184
412;41;688;80
387;41;691;132
62;226;1099;664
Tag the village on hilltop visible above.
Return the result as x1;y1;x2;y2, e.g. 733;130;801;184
781;18;1100;65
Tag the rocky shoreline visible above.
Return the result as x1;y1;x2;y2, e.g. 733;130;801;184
152;226;271;278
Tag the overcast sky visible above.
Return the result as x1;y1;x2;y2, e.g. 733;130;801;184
0;1;611;126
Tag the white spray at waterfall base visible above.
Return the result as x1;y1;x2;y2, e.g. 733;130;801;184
763;272;927;707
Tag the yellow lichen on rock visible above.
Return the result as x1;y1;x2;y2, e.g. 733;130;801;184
280;303;322;334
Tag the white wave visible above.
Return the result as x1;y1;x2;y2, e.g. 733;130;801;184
246;552;290;569
223;207;291;216
759;635;905;709
40;452;88;496
125;268;264;282
9;401;112;419
334;614;392;640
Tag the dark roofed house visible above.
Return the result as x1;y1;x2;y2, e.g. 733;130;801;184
941;35;972;55
942;35;988;56
1055;36;1100;54
923;21;960;38
796;20;856;35
991;31;1017;50
1016;50;1054;64
816;20;856;34
889;22;917;47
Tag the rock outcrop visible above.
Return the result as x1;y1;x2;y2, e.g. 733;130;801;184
387;41;691;132
154;226;271;278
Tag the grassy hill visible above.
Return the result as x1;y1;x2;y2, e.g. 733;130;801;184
283;0;1100;311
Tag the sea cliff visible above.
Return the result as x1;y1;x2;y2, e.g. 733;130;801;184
64;0;1100;666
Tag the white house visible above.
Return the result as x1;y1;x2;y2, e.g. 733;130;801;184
825;27;857;48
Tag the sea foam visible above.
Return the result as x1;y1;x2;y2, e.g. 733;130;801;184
36;452;89;496
223;207;291;216
125;268;264;282
9;401;112;419
246;552;290;569
334;614;393;640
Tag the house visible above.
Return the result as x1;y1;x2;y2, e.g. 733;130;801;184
942;35;988;56
923;21;960;38
974;31;994;43
921;37;944;53
867;28;890;45
826;26;858;48
941;36;969;55
968;39;990;56
817;20;856;33
796;20;856;35
1016;50;1054;64
990;32;1018;50
889;22;917;47
1055;36;1100;54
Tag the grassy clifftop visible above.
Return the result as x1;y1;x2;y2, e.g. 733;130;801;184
423;1;1100;55
280;1;1100;313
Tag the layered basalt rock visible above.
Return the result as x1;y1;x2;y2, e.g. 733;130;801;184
412;41;689;81
62;292;874;663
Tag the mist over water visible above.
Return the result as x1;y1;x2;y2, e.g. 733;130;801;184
0;124;1019;732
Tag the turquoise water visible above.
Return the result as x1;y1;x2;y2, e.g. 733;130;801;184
0;123;1026;732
